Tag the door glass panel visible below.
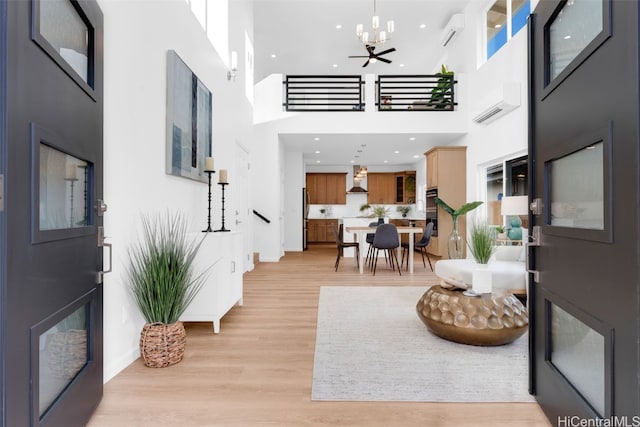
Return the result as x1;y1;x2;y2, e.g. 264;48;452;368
550;142;603;229
39;144;90;230
38;305;88;417
39;0;89;82
550;304;605;416
549;0;603;81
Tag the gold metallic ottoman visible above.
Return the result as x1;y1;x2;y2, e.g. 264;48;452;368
416;285;528;346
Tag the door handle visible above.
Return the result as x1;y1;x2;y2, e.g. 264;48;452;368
97;226;112;284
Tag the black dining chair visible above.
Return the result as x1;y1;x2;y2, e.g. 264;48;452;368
401;222;434;271
364;221;379;268
371;223;401;276
331;224;360;272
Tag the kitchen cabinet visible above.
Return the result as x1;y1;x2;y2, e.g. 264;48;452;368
424;146;467;258
395;171;416;204
366;173;395;204
180;231;243;333
306;173;347;205
307;219;338;243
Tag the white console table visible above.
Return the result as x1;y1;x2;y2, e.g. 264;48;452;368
180;231;243;333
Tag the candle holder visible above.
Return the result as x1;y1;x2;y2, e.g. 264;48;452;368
202;170;216;232
215;182;230;232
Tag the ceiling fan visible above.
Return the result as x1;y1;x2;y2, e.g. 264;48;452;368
348;45;396;67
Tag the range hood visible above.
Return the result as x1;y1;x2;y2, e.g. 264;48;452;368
347;165;368;193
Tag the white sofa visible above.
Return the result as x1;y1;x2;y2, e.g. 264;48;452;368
433;245;527;295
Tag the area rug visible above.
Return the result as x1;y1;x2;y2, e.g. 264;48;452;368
311;286;534;402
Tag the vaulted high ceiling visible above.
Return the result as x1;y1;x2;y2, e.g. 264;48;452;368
252;0;473;166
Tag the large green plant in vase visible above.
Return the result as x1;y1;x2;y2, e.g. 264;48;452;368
126;212;210;368
434;197;483;259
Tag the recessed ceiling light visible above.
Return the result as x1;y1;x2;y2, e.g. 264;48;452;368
271;54;277;58
316;160;321;163
332;64;338;68
399;64;405;67
394;150;400;154
409;137;416;141
315;150;321;154
314;137;320;141
494;24;502;28
413;155;421;159
383;160;389;163
564;35;572;40
420;24;426;29
350;160;356;163
336;24;342;29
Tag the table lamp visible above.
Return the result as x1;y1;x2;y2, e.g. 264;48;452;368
501;196;528;240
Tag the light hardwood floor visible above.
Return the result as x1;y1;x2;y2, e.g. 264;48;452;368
88;245;551;427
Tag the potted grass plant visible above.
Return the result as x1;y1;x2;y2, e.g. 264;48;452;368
468;220;497;295
126;212;209;368
369;205;390;223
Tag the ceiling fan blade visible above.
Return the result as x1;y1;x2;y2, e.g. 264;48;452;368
348;55;369;58
362;59;370;67
376;47;396;56
377;57;392;64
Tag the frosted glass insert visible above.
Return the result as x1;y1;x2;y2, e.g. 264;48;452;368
550;142;603;229
551;304;604;416
39;306;88;417
549;0;603;80
39;144;90;230
39;0;89;82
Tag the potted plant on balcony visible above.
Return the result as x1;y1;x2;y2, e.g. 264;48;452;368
429;64;454;110
434;197;483;259
126;212;209;368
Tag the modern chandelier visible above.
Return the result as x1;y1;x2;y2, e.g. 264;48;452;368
356;0;395;45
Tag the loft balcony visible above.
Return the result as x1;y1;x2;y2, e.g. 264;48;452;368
282;74;457;112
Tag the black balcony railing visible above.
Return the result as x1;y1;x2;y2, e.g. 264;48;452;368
283;75;365;112
376;74;457;111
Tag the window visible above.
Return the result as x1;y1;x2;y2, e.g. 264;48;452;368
486;0;531;60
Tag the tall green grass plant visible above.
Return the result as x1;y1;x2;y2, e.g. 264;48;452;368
127;212;209;324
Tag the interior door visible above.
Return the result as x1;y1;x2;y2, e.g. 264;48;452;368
529;0;639;422
234;142;252;271
0;0;104;425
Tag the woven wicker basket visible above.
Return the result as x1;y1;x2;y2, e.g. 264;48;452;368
139;321;186;368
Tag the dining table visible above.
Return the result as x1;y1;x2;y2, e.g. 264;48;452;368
345;225;424;274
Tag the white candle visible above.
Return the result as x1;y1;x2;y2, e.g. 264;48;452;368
65;164;77;180
205;157;214;172
219;169;228;183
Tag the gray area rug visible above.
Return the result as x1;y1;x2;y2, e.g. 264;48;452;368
311;286;534;402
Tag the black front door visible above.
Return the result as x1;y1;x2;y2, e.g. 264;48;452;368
0;0;104;425
529;0;639;422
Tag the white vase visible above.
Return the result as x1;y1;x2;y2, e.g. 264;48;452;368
472;264;492;294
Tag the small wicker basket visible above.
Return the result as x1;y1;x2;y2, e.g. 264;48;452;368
139;321;186;368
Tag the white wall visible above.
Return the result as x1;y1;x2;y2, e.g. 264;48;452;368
99;0;253;382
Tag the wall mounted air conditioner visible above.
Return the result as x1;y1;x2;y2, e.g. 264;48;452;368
472;82;521;124
440;14;465;47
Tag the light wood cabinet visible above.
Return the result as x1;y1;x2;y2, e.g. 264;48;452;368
395;171;416;204
366;173;395;204
424;146;467;258
367;171;415;204
426;151;438;189
306;173;347;205
307;219;338;243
